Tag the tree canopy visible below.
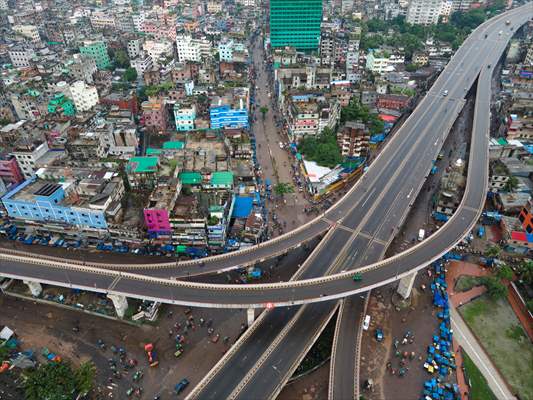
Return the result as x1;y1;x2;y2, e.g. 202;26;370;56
24;361;95;400
124;67;138;82
274;182;295;197
299;127;343;168
481;276;507;300
341;99;384;135
113;49;130;69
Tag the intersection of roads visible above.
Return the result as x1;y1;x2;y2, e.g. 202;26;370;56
0;4;532;399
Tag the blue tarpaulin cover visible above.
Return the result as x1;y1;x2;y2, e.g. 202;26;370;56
232;196;254;218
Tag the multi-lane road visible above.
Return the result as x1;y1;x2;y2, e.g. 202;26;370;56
0;5;530;400
184;7;531;400
0;8;529;305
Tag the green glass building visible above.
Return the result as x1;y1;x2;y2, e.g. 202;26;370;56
79;41;110;70
269;0;323;51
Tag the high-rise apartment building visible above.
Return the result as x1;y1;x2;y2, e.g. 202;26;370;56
406;0;443;25
79;41;111;70
269;0;323;51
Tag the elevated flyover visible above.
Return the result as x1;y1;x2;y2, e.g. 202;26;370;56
0;4;531;309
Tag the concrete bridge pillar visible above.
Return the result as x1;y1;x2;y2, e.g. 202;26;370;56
107;294;128;319
23;280;42;297
247;308;255;327
397;272;417;299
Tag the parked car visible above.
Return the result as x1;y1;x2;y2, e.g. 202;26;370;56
363;315;371;331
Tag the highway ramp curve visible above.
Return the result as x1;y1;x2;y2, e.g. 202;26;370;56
0;3;531;308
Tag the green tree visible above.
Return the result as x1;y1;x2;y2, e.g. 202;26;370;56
484;245;501;259
405;63;418;72
274;182;295;197
496;264;513;281
481;276;507;300
450;9;486;30
24;363;77;400
504;176;519;192
517;260;533;285
366;18;388;32
260;106;268;120
341;99;369;124
113;49;130;69
341;99;384;135
360;34;384;51
74;362;96;395
124;67;138;82
299;127;343;168
368;114;385;135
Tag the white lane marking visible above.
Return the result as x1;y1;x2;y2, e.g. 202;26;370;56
361;188;376;208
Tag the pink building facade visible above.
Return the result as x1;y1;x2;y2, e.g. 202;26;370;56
144;209;171;233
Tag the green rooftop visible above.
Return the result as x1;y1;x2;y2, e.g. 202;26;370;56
146;148;162;155
163;141;185;150
127;156;159;173
179;171;202;185
497;138;508;146
210;171;234;187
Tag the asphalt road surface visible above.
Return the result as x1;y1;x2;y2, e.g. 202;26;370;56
0;7;529;304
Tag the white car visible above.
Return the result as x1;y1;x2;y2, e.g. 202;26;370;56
363;315;371;331
279;142;284;149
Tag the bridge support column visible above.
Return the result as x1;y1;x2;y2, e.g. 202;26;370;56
397;272;417;299
107;294;128;319
23;280;42;297
247;308;255;327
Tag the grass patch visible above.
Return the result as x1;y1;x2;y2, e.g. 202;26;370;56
459;295;533;399
455;275;484;292
461;350;497;400
505;325;526;341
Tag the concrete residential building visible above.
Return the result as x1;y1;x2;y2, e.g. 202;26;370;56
218;39;246;62
207;0;223;13
79;41;111;70
90;12;116;29
270;0;323;50
1;179;108;229
406;0;444;25
451;0;475;12
69;81;99;112
143;40;173;64
210;88;250;129
236;0;256;6
12;25;41;42
127;38;142;59
176;35;212;62
366;50;405;74
337;121;370;157
131;51;153;76
8;48;36;68
0;154;24;187
142;100;168;132
11;141;50;179
173;103;196;131
71;54;97;84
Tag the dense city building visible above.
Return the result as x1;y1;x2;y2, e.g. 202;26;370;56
269;0;323;50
